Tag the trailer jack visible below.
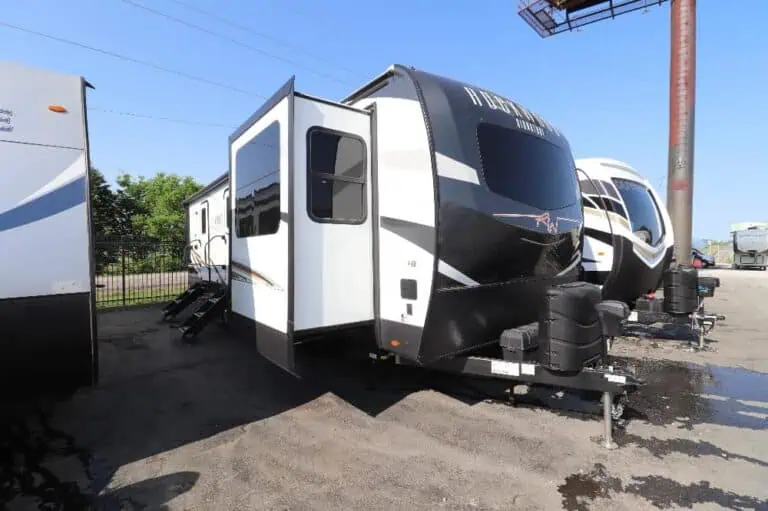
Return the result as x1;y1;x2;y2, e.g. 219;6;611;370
392;355;641;450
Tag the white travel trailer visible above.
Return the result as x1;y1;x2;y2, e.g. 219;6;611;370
576;158;674;307
183;172;230;286
576;158;724;348
216;64;648;446
160;173;230;323
0;60;98;389
733;227;768;270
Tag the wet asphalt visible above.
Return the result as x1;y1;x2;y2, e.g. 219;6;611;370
1;268;767;510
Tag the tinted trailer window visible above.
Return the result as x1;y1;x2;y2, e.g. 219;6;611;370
477;122;580;211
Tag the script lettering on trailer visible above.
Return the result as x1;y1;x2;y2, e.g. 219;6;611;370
462;87;559;139
0;108;14;133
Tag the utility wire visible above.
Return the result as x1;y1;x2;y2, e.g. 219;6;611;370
88;107;236;129
0;21;266;99
163;0;366;79
119;0;354;87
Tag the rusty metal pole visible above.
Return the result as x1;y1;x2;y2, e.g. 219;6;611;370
667;0;697;265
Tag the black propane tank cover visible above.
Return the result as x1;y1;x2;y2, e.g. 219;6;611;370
663;265;699;314
537;282;604;373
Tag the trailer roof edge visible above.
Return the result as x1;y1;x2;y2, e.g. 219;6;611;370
183;171;229;206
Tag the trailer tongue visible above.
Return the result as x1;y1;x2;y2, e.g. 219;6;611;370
626;265;725;349
392;280;640;448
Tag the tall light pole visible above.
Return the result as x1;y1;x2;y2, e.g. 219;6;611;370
518;0;697;264
666;0;696;264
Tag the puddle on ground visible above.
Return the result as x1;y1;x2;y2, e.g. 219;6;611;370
615;357;768;431
612;432;768;468
559;462;767;510
500;357;768;432
558;463;622;511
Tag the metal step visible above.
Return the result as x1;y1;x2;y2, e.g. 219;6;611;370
161;282;208;320
177;286;229;338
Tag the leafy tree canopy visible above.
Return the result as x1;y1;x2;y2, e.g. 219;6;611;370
116;172;202;243
89;168;203;243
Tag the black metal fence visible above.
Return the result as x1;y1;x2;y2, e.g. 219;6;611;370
95;238;189;308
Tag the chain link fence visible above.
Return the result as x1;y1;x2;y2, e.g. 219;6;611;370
94;238;189;309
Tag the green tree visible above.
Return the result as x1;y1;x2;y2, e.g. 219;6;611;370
116;172;202;243
89;167;118;239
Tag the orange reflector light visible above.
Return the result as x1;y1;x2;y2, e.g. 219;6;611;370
597;251;606;256
48;105;68;113
389;340;401;348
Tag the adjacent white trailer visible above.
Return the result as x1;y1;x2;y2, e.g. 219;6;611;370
576;157;674;306
576;158;724;348
0;60;98;389
733;227;768;270
182;172;230;286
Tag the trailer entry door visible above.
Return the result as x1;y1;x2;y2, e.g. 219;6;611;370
292;95;374;333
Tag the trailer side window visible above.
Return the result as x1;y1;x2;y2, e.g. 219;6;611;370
598;180;620;200
577;175;628;219
234;121;281;238
201;207;207;234
307;127;366;224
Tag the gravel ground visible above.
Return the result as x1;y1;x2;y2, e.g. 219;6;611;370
2;268;767;510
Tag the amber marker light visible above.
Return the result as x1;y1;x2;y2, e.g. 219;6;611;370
48;105;68;113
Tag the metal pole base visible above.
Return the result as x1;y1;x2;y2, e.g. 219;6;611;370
602;391;618;449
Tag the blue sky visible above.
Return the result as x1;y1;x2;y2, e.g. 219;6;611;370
2;0;766;240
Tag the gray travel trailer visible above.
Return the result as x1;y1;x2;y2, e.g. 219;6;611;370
733;227;768;270
0;60;98;390
168;64;646;446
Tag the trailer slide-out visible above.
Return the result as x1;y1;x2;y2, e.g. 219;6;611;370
160;64;649;447
0;60;98;390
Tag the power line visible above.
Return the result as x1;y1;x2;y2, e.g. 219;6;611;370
119;0;354;87
0;21;266;99
88;107;236;128
163;0;365;79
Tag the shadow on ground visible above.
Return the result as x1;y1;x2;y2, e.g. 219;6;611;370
0;306;518;509
2;305;767;509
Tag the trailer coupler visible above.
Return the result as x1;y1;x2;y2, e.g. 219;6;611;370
396;356;642;449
